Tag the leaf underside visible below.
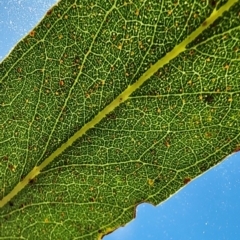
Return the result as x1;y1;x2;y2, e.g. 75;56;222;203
0;0;240;239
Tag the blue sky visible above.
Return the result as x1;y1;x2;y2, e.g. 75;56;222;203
0;1;240;239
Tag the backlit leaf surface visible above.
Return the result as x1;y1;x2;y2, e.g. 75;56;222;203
0;0;240;239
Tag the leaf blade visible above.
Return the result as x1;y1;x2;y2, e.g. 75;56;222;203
0;0;240;239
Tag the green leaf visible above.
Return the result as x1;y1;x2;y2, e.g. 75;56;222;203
1;0;240;239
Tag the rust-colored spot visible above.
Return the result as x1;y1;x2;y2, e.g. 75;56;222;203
183;177;191;184
59;80;64;86
29;31;36;37
189;49;194;55
234;145;240;152
47;9;53;15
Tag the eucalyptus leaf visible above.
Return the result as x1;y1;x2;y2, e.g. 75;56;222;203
1;0;240;239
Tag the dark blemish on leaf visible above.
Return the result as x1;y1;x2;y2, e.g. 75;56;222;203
59;80;64;86
155;177;161;184
189;49;194;56
29;178;36;184
107;113;116;120
2;155;8;161
19;203;25;209
9;201;14;207
202;21;207;27
183;177;191;184
210;0;217;7
204;94;214;104
47;9;53;15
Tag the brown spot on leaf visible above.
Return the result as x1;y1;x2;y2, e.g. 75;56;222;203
19;203;25;209
47;9;53;15
29;178;36;184
204;94;214;104
234;145;240;152
59;80;64;86
29;31;36;37
2;155;8;161
183;177;191;184
202;21;207;27
189;49;194;56
210;0;217;7
8;164;16;172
